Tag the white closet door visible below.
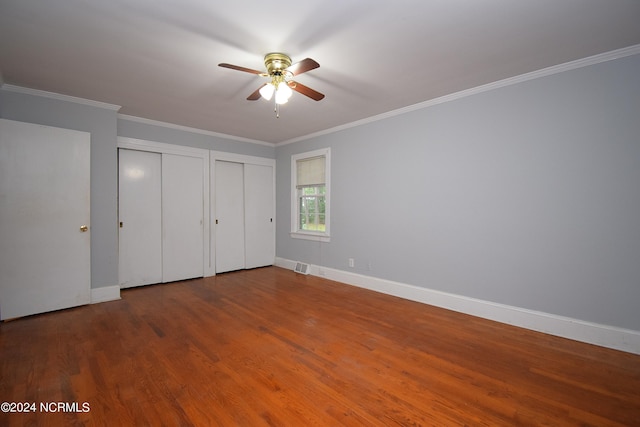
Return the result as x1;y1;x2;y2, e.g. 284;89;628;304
215;161;245;273
162;154;204;282
244;164;275;269
118;149;162;288
0;119;90;320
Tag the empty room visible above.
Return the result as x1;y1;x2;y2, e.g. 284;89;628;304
1;1;640;425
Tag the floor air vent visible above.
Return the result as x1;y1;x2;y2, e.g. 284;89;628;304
294;262;310;275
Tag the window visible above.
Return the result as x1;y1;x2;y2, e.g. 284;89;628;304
291;148;330;242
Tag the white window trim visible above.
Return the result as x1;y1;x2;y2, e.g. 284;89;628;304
291;148;330;242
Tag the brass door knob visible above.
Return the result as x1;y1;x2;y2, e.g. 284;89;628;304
80;225;88;232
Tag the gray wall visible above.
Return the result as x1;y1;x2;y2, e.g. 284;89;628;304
275;54;640;331
0;88;275;290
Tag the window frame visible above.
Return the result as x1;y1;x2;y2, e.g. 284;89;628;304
290;148;331;242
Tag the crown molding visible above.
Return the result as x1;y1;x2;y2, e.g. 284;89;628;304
117;114;274;147
277;44;640;146
0;84;121;111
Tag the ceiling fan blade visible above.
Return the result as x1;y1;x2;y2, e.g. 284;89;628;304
247;84;266;101
289;81;325;101
286;58;320;76
219;63;265;75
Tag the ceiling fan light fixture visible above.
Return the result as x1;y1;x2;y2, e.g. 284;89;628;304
275;81;293;104
219;53;324;116
275;92;289;105
259;83;275;101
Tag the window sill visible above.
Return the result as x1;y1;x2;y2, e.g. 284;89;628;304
290;232;331;243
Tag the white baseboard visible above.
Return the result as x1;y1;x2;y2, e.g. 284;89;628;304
275;257;640;355
91;285;121;304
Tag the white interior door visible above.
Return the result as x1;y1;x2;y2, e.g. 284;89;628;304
0;119;91;320
215;161;245;273
118;149;162;288
162;153;204;282
244;164;275;269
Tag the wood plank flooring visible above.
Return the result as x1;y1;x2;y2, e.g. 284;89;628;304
1;266;639;426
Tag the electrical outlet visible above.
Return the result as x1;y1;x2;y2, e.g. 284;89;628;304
348;258;355;268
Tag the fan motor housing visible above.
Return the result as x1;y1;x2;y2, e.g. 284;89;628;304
264;53;292;76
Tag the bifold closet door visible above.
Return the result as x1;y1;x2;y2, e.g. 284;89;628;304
118;149;162;288
215;161;245;273
244;163;275;269
162;154;204;282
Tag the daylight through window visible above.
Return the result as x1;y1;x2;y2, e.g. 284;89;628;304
291;149;330;241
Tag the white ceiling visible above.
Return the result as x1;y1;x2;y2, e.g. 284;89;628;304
1;0;640;145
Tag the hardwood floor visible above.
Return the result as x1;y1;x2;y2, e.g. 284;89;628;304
1;266;639;426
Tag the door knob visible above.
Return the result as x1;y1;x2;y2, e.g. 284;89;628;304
80;225;88;232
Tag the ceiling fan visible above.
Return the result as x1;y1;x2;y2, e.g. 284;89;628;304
219;53;324;116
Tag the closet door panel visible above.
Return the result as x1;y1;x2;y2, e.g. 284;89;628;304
118;149;163;288
215;161;245;273
244;164;275;269
162;154;204;282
